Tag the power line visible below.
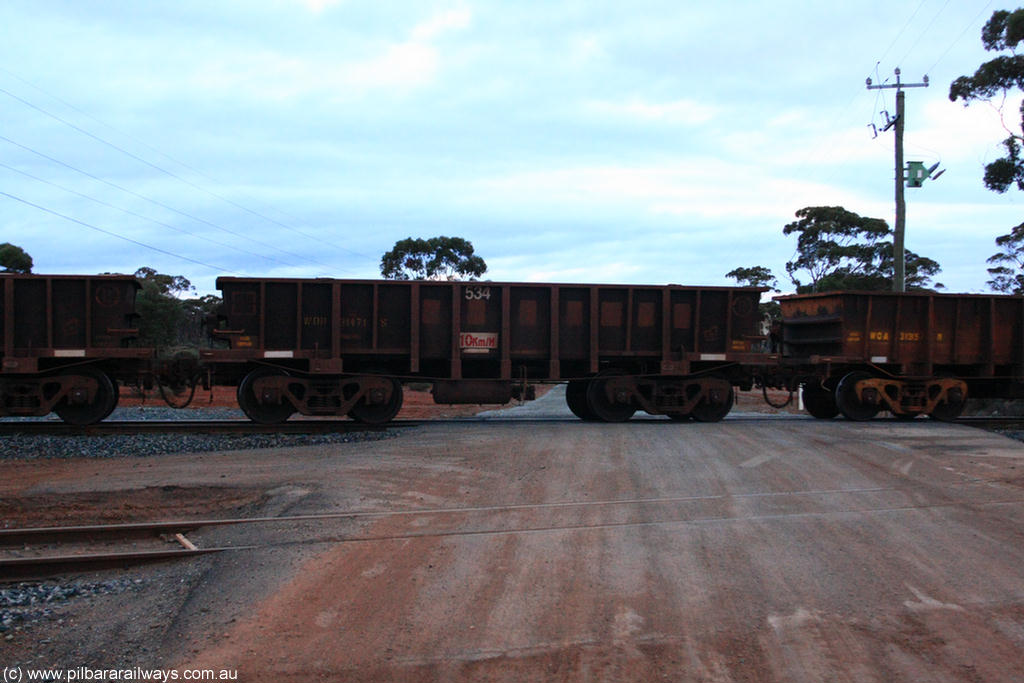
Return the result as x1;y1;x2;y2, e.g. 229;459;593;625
0;190;235;273
927;0;996;75
0;81;372;261
0;161;294;268
899;0;954;68
0;133;338;271
877;0;928;67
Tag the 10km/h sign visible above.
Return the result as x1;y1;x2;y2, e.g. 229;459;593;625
460;331;498;352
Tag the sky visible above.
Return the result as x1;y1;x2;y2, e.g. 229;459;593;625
1;0;1021;297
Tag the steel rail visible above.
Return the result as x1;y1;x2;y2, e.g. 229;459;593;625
10;493;1024;580
5;482;1022;580
0;485;899;546
0;546;247;581
0;419;416;435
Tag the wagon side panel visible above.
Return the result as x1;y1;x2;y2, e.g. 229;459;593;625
217;278;263;351
299;281;333;352
509;285;550;358
377;283;412;355
13;277;47;351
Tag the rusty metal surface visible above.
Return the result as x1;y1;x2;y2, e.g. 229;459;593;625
778;290;1024;380
0;547;232;582
1;274;142;367
211;277;767;383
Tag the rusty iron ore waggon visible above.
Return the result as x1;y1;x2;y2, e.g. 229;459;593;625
205;277;769;424
776;290;1024;421
0;273;202;424
4;272;1024;425
0;274;153;424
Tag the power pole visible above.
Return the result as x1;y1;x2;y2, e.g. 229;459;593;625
866;68;929;292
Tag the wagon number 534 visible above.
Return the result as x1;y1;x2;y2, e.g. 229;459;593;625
465;286;492;300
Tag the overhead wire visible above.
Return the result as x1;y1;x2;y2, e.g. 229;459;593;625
0;133;338;270
0;81;372;262
0;160;294;268
877;0;928;67
898;0;954;69
926;0;996;75
768;0;958;276
0;190;235;273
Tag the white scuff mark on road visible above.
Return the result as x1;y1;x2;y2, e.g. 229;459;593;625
767;607;819;632
897;459;914;475
314;609;338;628
361;562;387;578
740;454;776;468
904;584;964;612
612;607;644;642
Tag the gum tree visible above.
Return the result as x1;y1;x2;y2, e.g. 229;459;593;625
949;8;1024;193
381;236;487;281
0;242;32;273
783;206;941;293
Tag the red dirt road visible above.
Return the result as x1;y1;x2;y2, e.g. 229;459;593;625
4;391;1024;681
178;407;1024;680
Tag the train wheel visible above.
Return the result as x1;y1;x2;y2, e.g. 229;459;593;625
835;371;880;421
237;367;295;424
802;382;839;419
566;380;600;421
691;383;734;423
101;383;121;421
928;388;966;422
54;367;117;425
349;377;404;425
585;371;636;423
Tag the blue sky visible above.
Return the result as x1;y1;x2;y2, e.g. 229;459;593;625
1;1;1020;296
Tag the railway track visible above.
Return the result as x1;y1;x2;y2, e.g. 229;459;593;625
0;519;251;581
7;475;1024;582
954;416;1024;430
0;419;418;436
0;413;1019;435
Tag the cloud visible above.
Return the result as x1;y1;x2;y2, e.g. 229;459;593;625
912;94;1024;163
296;0;345;13
342;41;439;90
186;7;473;100
471;159;877;224
411;7;472;41
586;97;717;125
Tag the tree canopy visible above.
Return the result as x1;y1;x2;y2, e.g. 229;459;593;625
949;8;1024;193
133;267;195;348
724;266;778;290
0;242;33;273
986;222;1024;293
782;206;942;293
725;266;781;323
380;236;487;281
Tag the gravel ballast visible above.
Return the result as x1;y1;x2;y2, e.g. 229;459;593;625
1;579;143;635
2;406;399;460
